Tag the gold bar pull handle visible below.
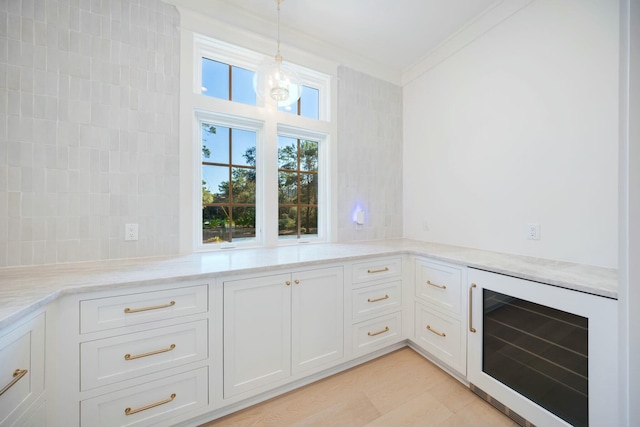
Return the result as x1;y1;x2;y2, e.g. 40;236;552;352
125;393;176;415
469;283;477;333
0;369;28;396
426;325;446;337
427;280;447;289
124;344;176;361
367;326;390;337
367;267;389;274
124;301;175;314
367;294;390;303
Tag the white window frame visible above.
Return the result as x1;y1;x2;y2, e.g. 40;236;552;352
182;33;333;252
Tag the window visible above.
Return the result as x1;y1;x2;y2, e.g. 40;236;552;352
202;124;257;244
278;136;319;239
187;36;332;250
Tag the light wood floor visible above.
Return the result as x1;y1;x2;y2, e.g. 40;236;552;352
201;348;520;427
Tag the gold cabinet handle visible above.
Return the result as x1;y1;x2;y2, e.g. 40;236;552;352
125;393;176;415
367;326;390;336
285;281;291;286
426;325;446;337
124;301;175;314
469;283;477;333
294;279;300;284
367;267;389;274
427;280;447;290
0;369;28;396
124;344;176;361
367;294;390;303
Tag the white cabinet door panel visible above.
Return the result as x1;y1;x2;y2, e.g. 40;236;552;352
292;267;343;375
223;274;291;398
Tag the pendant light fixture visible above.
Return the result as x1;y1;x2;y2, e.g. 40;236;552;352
253;0;303;107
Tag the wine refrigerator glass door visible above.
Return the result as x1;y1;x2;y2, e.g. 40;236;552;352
467;268;618;427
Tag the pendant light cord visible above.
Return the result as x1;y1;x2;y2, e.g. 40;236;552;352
276;0;283;59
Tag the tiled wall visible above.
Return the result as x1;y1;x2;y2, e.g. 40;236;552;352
0;0;180;266
336;66;403;242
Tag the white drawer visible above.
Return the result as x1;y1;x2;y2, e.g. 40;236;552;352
14;400;46;427
80;367;209;427
352;280;401;320
81;320;208;391
414;302;464;374
415;259;462;315
80;284;208;334
352;257;402;284
352;312;402;355
0;313;45;427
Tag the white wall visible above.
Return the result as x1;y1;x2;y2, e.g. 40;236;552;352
403;0;619;267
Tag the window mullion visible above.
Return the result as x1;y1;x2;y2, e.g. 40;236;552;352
262;121;279;246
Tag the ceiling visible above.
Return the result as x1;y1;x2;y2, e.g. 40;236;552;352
169;0;500;80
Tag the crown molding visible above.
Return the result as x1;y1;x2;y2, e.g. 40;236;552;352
401;0;535;86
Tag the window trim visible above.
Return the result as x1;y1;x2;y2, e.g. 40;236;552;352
194;110;265;251
182;32;334;253
277;125;329;244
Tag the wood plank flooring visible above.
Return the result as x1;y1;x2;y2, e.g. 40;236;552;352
201;348;520;427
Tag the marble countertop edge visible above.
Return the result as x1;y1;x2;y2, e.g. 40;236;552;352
0;239;618;330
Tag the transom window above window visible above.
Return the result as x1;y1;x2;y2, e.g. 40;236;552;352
200;56;320;119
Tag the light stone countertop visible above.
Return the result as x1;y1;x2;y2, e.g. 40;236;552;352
0;239;617;330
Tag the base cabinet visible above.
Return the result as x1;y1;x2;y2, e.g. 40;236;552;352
0;312;45;427
223;266;344;399
412;257;467;376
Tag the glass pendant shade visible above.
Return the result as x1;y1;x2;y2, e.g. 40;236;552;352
253;0;302;108
254;54;302;107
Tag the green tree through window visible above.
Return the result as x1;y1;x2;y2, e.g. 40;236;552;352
202;124;257;244
278;137;319;239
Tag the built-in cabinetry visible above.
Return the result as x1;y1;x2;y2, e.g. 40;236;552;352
349;257;404;356
412;257;467;376
2;251;618;427
55;281;211;427
223;266;344;400
0;311;45;427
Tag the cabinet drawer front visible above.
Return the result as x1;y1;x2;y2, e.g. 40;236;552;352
352;257;402;283
80;320;208;391
0;314;45;427
352;312;402;355
414;303;464;374
80;285;208;334
80;367;208;427
352;280;401;320
415;260;462;315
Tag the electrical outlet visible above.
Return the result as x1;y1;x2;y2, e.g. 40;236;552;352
125;223;138;241
526;223;540;240
422;219;429;231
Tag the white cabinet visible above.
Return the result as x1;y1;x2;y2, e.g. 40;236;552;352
349;257;404;356
55;281;211;427
0;312;45;427
412;258;466;375
223;266;343;399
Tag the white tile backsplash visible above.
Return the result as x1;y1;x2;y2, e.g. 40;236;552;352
0;0;180;267
336;66;403;242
